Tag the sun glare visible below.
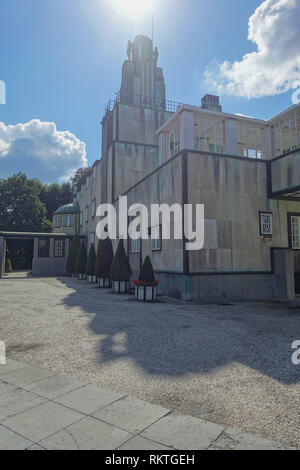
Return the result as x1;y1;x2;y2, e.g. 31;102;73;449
111;0;156;21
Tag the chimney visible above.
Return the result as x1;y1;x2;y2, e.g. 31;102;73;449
201;94;222;113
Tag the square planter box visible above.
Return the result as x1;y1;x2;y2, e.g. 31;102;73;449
98;277;111;288
87;275;97;284
135;285;157;302
112;280;130;294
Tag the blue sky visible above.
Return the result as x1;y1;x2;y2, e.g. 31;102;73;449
0;0;299;182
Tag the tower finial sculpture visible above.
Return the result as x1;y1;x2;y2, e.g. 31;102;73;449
127;40;133;61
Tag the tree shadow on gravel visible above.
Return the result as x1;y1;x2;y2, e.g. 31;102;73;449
60;277;300;385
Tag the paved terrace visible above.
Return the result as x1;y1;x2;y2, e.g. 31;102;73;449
0;277;299;449
0;359;293;450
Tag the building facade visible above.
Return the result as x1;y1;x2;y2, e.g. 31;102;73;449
71;34;300;301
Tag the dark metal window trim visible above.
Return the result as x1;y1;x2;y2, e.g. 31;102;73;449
38;238;50;258
288;212;300;251
259;211;273;237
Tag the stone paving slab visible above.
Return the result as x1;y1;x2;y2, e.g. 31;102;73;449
92;396;170;434
39;417;132;450
0;360;295;450
141;414;225;450
118;436;173;450
0;359;29;376
24;374;89;400
0;383;46;420
2;401;84;442
0;365;54;388
54;384;126;415
0;424;33;450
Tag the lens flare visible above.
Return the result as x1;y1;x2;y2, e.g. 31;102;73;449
111;0;156;20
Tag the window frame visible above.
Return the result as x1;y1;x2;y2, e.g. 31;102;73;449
150;225;162;252
53;239;65;258
259;212;273;237
288;213;300;251
38;238;50;258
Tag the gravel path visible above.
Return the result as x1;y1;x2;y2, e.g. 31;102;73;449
0;277;299;447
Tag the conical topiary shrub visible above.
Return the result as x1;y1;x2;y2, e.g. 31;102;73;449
139;256;155;284
86;243;96;283
5;258;13;274
110;240;132;293
96;238;114;288
67;236;80;276
133;256;160;302
75;241;87;280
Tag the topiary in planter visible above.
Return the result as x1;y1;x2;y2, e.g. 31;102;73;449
5;258;13;274
75;241;87;279
86;243;96;283
67;236;80;275
110;240;132;293
133;256;160;301
96;238;113;287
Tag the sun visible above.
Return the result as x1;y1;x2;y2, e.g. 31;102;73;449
111;0;156;21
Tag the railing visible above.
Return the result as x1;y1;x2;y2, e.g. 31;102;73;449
105;91;184;114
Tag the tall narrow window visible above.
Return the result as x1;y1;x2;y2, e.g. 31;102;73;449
291;216;300;249
38;239;50;258
151;225;162;251
53;239;65;257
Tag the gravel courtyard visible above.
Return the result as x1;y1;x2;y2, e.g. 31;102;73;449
0;277;299;447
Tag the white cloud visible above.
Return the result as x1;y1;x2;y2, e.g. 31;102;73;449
0;119;87;183
204;0;300;99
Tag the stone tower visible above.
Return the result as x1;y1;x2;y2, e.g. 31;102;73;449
120;35;166;109
101;36;172;204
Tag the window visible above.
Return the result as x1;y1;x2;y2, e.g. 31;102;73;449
259;212;273;236
53;239;65;257
38;239;50;258
151;225;162;251
85;206;89;222
91;200;96;218
90;232;95;247
53;215;62;228
63;214;74;227
130;237;141;254
80;212;83;227
291;216;300;249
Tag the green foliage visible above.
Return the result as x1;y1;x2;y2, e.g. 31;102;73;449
86;243;96;276
139;256;155;284
0;173;50;232
75;241;87;275
96;238;114;279
110;240;132;281
5;258;13;273
71;167;91;192
0;173;72;233
40;182;72;219
67;236;80;274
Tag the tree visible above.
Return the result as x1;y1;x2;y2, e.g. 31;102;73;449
86;243;96;276
139;256;155;284
75;241;87;275
40;182;72;219
66;236;80;274
110;240;132;281
71;167;91;192
0;173;51;232
96;238;114;279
